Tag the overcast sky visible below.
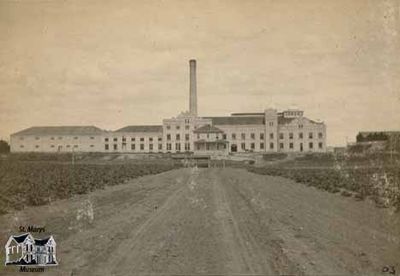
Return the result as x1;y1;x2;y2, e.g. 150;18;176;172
0;0;399;146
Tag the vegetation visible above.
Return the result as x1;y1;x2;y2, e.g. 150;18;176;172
0;159;179;214
248;153;400;211
356;132;389;142
0;140;10;154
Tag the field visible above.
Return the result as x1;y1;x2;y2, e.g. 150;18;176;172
249;153;400;210
0;153;179;214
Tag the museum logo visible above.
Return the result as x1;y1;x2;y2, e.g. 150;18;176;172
5;232;58;272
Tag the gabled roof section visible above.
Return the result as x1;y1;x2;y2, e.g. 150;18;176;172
12;126;105;136
204;116;265;125
115;125;163;133
12;233;30;243
194;124;224;133
34;237;50;246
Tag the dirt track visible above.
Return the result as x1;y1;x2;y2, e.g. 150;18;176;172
1;168;399;275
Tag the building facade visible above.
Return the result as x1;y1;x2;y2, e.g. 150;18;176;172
10;60;326;155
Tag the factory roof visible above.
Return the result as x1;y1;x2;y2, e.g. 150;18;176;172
115;125;163;133
204;116;265;125
12;126;105;136
194;124;224;133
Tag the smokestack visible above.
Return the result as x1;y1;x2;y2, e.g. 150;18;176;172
189;59;197;116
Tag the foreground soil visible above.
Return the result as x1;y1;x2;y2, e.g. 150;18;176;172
1;168;399;275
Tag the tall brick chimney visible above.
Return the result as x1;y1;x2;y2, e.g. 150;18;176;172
189;59;197;116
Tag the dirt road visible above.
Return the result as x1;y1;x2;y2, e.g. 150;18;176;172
1;168;399;275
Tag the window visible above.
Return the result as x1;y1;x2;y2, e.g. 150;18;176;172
113;138;118;142
131;144;135;150
158;137;162;141
299;132;303;139
35;145;39;148
50;137;54;140
289;133;293;139
280;143;284;149
279;133;284;139
105;138;109;142
90;137;95;140
167;134;171;141
122;137;126;142
260;143;264;149
176;125;180;130
185;134;190;141
176;143;181;151
197;134;200;139
185;119;190;124
241;143;246;150
250;133;255;139
176;134;180;140
270;133;274;139
149;137;153;142
206;134;209;139
309;132;313;139
66;145;71;148
90;145;94;148
232;133;236;140
318;142;323;149
223;134;227;140
216;134;219;140
289;143;293;149
131;137;135;142
318;132;323;139
158;144;162;150
35;137;40;140
149;144;153;151
74;137;78;140
260;133;264;140
269;142;274;149
185;125;190;130
20;145;24;148
140;144;144;150
309;142;313;149
140;138;144;142
251;143;255;150
185;143;190;151
166;125;171;130
269;122;274;126
241;133;245;140
166;143;172;151
51;145;55;148
299;124;303;129
113;144;117;150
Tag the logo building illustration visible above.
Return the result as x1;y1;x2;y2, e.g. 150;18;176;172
5;233;58;266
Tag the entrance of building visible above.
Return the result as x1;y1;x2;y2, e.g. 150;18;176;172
231;144;237;152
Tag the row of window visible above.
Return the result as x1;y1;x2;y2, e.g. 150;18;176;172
166;125;191;130
21;136;96;141
104;137;162;142
268;142;324;150
22;145;85;149
105;143;163;151
166;134;191;141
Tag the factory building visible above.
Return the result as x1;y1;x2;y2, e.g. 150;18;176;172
10;60;326;155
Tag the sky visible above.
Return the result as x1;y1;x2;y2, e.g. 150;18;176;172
0;0;399;146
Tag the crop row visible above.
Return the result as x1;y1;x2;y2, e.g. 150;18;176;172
0;160;179;214
248;166;400;210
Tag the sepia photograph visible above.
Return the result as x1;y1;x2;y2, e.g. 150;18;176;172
0;0;399;275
